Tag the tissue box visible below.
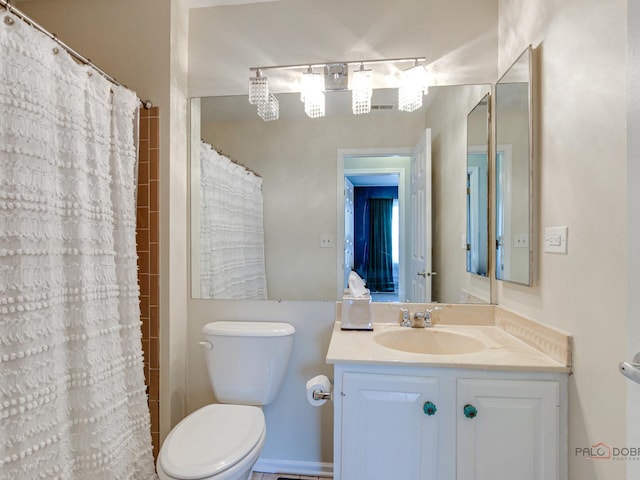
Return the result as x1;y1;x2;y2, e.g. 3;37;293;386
341;293;373;331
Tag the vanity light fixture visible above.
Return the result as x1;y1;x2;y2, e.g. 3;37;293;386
351;63;373;115
248;57;429;121
248;69;269;105
398;61;429;112
257;93;279;121
301;66;326;119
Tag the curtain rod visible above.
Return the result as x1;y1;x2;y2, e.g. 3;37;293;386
202;140;262;179
0;0;153;109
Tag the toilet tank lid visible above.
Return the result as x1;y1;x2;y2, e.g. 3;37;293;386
202;321;295;337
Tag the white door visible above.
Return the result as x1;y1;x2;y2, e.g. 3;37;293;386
409;129;432;302
341;372;439;480
344;177;355;290
457;379;559;480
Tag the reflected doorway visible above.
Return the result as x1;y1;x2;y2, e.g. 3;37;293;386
345;173;400;302
340;150;411;302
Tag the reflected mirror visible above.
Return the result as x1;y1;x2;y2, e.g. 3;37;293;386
466;93;490;277
495;46;534;285
191;84;492;303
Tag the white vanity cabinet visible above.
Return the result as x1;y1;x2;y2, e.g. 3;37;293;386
456;378;560;480
340;372;442;480
333;364;567;480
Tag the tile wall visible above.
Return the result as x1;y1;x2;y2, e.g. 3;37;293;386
136;106;160;458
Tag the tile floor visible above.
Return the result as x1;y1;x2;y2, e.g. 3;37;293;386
250;473;329;480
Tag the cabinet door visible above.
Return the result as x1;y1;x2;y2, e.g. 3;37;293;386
457;379;559;480
341;372;439;480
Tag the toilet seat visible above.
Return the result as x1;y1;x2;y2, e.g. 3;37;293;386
158;404;266;480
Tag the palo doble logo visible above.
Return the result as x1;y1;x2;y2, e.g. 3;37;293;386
575;442;640;461
583;442;613;460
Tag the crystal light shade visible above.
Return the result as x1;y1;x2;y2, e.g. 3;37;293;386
351;67;372;115
248;71;269;105
398;64;428;112
301;71;325;118
257;94;279;121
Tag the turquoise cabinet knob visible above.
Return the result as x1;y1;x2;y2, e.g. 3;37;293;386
423;401;437;416
463;404;478;419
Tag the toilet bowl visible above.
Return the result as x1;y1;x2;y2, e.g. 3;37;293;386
156;404;266;480
156;321;295;480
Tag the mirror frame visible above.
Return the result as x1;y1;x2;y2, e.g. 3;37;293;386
494;45;535;286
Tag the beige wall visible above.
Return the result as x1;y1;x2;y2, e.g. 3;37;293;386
496;1;627;478
19;0;191;443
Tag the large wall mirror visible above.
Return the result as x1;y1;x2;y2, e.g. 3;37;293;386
190;84;492;303
495;46;534;285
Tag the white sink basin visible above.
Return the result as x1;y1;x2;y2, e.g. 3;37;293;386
374;328;486;355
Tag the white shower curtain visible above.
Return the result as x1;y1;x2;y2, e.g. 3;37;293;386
0;14;157;480
199;142;267;299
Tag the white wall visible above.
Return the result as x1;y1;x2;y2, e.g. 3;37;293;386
496;1;627;478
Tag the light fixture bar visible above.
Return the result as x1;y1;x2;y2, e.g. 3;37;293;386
249;56;426;73
248;56;429;121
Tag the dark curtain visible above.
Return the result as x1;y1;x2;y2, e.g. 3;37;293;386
366;198;394;292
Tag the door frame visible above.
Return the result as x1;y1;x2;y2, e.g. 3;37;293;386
337;147;412;300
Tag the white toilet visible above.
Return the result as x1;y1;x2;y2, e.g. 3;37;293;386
156;321;295;480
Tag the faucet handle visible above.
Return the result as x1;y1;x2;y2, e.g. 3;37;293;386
399;308;412;327
421;306;442;327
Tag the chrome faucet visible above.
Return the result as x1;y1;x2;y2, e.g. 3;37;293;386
399;306;442;328
399;307;442;328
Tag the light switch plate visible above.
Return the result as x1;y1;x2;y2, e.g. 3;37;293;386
544;226;568;254
320;234;334;248
514;234;529;248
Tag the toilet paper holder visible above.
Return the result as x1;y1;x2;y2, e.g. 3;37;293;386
312;390;333;401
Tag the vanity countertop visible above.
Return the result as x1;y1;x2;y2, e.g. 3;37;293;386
326;321;571;373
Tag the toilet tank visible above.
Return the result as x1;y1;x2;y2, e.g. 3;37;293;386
201;321;295;406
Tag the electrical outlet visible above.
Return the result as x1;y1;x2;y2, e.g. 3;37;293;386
320;234;334;248
544;226;568;254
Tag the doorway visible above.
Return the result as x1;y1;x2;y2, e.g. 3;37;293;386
337;148;412;302
346;173;400;302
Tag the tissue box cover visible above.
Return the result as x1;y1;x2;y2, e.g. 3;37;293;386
341;294;373;331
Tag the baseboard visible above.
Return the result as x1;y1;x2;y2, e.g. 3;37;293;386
254;457;334;478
